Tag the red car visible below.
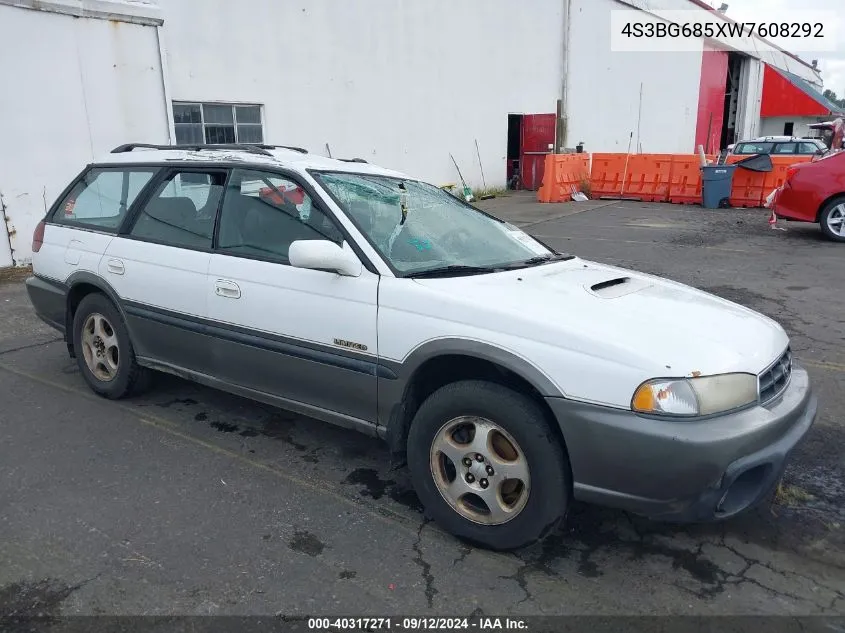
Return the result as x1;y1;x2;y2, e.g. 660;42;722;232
771;151;845;242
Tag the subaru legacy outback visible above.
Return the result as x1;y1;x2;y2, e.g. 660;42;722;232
27;143;817;550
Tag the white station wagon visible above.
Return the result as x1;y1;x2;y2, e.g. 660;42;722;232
27;143;817;550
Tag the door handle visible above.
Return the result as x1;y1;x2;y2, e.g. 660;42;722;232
214;280;241;299
106;258;125;275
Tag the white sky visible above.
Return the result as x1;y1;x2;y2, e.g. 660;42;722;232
705;0;845;97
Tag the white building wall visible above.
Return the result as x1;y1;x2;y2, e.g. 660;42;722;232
156;0;564;190
759;116;826;139
567;0;702;153
0;1;169;267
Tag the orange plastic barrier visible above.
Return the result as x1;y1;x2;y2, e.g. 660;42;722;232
621;154;674;202
589;153;629;198
724;154;765;207
667;156;703;204
540;151;798;208
537;154;590;203
762;155;813;194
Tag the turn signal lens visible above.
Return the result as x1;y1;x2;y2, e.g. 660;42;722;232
632;380;698;416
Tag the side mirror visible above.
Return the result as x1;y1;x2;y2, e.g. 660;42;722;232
289;240;362;277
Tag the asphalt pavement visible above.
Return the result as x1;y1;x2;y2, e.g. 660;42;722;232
1;194;843;617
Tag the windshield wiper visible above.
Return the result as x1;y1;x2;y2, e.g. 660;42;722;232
406;265;503;279
511;253;574;268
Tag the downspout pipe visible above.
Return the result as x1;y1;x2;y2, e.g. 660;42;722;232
557;0;572;152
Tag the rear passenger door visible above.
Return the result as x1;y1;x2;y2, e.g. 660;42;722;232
36;167;157;284
206;168;379;425
102;167;227;372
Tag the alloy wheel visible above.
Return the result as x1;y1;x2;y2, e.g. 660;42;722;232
81;313;119;382
429;416;531;525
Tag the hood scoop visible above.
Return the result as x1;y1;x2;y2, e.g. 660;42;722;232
586;276;651;298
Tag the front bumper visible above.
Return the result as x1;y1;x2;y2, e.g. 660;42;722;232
546;365;817;521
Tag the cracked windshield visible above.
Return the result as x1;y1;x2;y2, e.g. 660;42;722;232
315;173;555;276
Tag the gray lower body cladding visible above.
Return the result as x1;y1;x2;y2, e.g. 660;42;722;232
25;276;67;333
547;366;816;521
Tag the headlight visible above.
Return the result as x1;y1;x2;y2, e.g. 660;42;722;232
631;373;758;417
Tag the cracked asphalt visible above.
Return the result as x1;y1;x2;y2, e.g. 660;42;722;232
1;195;844;617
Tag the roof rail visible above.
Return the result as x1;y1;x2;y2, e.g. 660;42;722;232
338;157;368;164
110;143;309;156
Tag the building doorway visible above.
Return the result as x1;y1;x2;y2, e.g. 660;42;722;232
506;114;522;190
720;52;745;150
506;113;556;191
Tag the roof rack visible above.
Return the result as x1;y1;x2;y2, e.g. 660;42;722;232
110;143;309;156
338;157;368;164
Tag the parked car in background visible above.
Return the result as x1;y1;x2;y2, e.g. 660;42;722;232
26;143;817;550
723;137;827;161
770;151;845;241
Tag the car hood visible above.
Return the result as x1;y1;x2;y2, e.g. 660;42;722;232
411;257;788;379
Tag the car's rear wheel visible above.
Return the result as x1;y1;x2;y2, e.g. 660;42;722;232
72;293;147;399
407;380;570;550
819;196;845;242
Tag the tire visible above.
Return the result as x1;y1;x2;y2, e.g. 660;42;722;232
819;196;845;242
72;293;147;399
407;380;570;550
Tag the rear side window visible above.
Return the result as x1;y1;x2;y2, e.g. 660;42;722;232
54;168;156;230
129;170;227;249
773;143;797;154
797;142;822;154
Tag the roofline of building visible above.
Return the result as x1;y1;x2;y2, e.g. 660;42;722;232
0;0;163;26
685;0;819;74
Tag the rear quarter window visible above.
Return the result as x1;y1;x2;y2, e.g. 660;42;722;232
52;167;157;231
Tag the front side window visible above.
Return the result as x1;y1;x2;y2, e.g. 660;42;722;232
314;172;558;276
129;170;226;248
217;169;342;263
53;168;156;231
735;142;774;155
173;102;264;145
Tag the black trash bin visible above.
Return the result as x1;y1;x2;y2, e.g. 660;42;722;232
701;165;737;209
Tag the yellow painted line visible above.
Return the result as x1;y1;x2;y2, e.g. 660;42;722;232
800;358;845;373
0;360;414;529
0;359;520;568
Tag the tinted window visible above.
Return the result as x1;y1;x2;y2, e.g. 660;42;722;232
130;170;226;248
217;169;343;263
735;142;775;155
773;143;797;154
54;168;156;230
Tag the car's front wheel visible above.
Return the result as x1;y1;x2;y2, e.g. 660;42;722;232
72;293;147;399
407;380;570;550
820;196;845;242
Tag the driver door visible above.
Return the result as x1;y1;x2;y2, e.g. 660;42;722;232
206;168;380;427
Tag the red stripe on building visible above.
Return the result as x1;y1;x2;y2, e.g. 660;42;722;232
761;64;829;117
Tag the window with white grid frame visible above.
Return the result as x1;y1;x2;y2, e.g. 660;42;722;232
172;103;264;145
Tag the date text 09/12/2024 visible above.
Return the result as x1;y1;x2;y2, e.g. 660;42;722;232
307;617;529;631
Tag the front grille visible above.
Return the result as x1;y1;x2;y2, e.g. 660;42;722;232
758;347;793;404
